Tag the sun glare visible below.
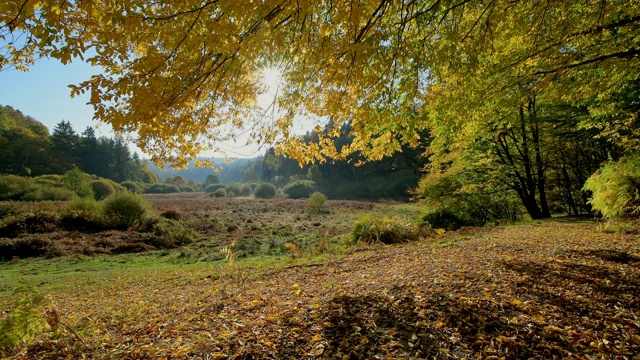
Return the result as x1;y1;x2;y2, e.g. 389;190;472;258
260;66;283;95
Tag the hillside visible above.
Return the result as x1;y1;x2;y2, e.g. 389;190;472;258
1;219;638;359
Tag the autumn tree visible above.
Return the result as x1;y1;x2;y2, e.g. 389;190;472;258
1;1;639;216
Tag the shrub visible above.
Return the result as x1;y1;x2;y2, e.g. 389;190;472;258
102;193;150;228
224;183;242;197
213;189;227;197
20;185;76;201
121;180;143;194
239;184;253;197
254;183;276;199
91;180;116;200
179;185;195;193
170;175;188;186
421;209;469;231
306;192;327;213
283;180;316;199
151;219;198;246
204;174;221;185
205;184;226;193
0;175;35;201
145;183;180;194
584;155;640;218
0;283;47;354
351;215;419;245
61;198;106;231
61;168;93;198
160;208;183;220
0;203;21;219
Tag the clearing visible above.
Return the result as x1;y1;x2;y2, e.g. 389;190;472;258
0;197;639;359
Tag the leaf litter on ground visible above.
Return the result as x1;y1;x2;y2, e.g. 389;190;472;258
3;220;640;359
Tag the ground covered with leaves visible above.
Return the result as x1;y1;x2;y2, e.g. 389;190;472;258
2;219;639;359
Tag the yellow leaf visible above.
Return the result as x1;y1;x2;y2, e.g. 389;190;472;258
532;315;546;324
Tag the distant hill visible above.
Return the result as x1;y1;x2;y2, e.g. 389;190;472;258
147;157;259;184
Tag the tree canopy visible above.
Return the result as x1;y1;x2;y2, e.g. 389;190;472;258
2;1;638;167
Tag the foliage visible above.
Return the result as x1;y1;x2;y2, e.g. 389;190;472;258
91;180;116;200
282;180;316;199
254;183;276;199
61;197;106;232
204;184;226;193
204;174;221;185
239;184;253;197
102;193;150;229
20;185;77;202
306;192;327;214
152;219;199;246
213;189;227;198
0;175;35;201
145;183;180;194
61;168;93;198
0;283;47;355
421;210;470;231
418;169;524;227
224;183;242;197
351;215;420;245
121;180;144;194
584;155;640;219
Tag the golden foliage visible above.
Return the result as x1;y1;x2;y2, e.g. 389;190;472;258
1;1;639;166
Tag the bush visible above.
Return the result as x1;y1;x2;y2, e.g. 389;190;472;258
169;175;188;186
351;215;419;245
102;193;150;228
20;185;76;201
61;198;106;231
121;180;143;194
213;189;227;197
0;175;34;201
205;184;226;193
225;183;242;197
283;180;316;199
179;185;195;193
254;183;276;199
204;174;221;185
421;209;469;231
0;283;47;354
584;155;640;218
239;184;253;197
91;180;116;200
61;168;93;198
145;183;180;194
306;192;327;213
151;219;198;246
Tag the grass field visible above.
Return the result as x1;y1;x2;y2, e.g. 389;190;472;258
1;195;639;359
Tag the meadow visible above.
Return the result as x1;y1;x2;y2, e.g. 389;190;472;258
0;194;638;359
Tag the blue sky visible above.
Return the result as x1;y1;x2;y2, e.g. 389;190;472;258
0;58;305;160
0;58;110;136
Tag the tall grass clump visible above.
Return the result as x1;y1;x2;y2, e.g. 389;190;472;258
351;215;420;245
